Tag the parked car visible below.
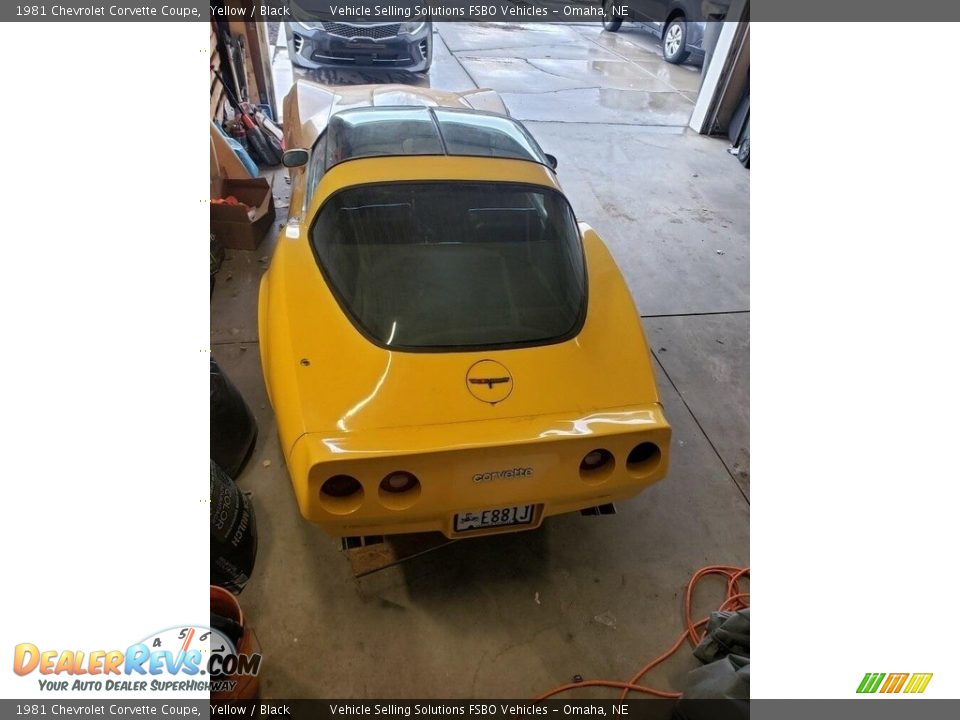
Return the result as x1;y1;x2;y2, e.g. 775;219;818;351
260;81;671;540
601;0;706;65
285;20;432;73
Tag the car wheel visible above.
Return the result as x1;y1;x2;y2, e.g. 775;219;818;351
738;120;750;169
602;0;623;32
662;18;690;64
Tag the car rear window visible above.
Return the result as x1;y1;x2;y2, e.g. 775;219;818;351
310;182;586;350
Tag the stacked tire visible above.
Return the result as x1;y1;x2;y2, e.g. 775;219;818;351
210;460;258;593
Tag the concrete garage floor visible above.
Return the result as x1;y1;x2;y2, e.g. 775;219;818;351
212;22;748;698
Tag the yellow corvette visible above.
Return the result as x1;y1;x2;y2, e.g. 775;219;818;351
259;81;670;540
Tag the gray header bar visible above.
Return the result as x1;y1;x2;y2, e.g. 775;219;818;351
1;700;209;719
5;0;960;22
2;700;960;718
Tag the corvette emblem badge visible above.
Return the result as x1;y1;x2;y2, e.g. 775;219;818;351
466;360;513;404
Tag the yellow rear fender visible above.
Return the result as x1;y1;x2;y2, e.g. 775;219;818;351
289;404;670;538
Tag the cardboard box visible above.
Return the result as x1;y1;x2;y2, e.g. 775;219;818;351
210;178;276;251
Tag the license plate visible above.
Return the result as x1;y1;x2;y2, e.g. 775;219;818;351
453;504;535;533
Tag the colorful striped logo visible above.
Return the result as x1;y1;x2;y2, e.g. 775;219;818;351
857;672;933;694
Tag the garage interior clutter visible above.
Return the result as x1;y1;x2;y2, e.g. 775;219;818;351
209;6;749;706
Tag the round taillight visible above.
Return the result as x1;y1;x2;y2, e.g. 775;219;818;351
626;442;661;474
580;449;613;472
380;471;419;494
321;474;362;498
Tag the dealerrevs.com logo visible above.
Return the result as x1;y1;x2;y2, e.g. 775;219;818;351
12;626;261;693
857;672;933;694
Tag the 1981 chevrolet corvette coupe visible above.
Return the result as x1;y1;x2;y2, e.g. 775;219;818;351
259;80;670;539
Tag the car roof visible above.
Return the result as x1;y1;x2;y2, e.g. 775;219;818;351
322;106;552;172
283;80;510;149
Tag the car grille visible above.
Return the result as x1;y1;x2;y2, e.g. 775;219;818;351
321;22;400;40
293;34;303;53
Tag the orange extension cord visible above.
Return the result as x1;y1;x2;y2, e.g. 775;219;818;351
535;565;750;701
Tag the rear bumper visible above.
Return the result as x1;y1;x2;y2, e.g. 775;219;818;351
285;22;432;72
285;404;670;538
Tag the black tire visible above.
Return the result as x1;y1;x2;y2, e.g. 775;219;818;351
210;356;258;480
210;460;258;593
662;18;691;64
738;120;750;169
602;0;623;32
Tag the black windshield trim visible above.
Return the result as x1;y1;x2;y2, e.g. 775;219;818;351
308;180;588;354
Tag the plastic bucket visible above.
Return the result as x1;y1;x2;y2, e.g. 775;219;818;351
210;585;260;701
